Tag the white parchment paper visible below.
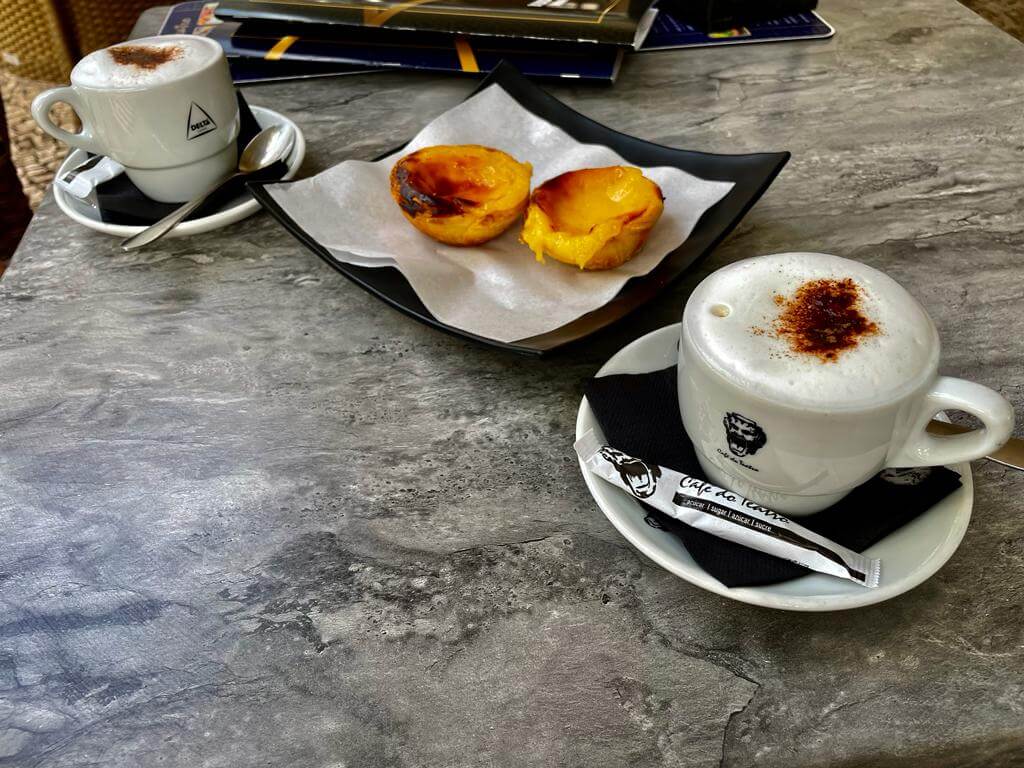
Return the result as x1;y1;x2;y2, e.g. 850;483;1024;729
265;85;735;342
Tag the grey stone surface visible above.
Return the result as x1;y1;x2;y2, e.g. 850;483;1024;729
2;1;1024;765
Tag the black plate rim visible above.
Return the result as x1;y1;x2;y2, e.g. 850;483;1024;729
249;61;789;356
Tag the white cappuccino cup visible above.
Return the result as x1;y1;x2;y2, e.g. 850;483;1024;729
678;253;1014;516
32;35;240;203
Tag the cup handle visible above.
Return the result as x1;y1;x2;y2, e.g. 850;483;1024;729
885;376;1015;467
31;86;102;155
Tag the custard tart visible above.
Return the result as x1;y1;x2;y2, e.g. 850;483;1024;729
521;166;664;270
390;144;532;246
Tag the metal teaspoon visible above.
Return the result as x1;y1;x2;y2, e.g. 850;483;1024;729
120;124;293;251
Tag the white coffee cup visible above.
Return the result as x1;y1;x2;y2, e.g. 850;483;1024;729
678;252;1014;516
32;35;240;203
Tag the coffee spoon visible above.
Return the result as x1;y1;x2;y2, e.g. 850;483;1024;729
927;420;1024;471
120;124;293;251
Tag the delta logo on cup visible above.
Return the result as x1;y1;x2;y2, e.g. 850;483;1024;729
31;35;240;203
186;102;218;140
678;253;1014;516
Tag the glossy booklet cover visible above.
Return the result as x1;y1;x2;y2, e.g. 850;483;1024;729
160;1;624;82
214;0;658;46
640;8;833;50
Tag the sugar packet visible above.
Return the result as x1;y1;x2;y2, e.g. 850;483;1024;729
575;430;881;588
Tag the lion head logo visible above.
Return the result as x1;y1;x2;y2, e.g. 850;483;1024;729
723;412;767;458
598;447;661;498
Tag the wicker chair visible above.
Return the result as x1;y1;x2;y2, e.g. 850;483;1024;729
1;0;156;82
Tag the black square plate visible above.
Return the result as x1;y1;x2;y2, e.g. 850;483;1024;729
249;62;789;355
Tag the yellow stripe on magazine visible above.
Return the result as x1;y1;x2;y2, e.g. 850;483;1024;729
454;37;480;73
265;36;299;61
363;0;434;26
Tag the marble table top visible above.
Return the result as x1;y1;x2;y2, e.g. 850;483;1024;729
3;1;1023;765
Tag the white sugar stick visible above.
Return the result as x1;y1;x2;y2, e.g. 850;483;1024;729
575;430;880;588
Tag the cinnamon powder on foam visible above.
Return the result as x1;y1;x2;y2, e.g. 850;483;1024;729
754;278;880;362
108;44;183;70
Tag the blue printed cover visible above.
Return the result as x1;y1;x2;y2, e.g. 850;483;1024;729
640;9;833;50
160;1;623;83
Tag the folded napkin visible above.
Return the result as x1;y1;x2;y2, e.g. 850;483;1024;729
94;92;288;226
584;366;962;587
261;84;735;343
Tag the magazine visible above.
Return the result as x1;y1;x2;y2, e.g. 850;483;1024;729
214;0;658;47
160;1;624;82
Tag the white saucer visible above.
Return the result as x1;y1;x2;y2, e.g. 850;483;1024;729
53;105;305;239
576;324;973;612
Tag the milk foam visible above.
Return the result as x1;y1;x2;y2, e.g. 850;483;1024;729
685;253;939;409
72;36;219;90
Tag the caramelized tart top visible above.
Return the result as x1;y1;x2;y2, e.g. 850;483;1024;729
392;144;531;219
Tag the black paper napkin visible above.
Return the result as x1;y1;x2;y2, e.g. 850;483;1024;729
93;92;288;226
584;366;963;587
